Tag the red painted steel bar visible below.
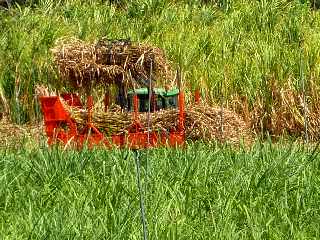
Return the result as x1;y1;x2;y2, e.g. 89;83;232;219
195;89;201;104
178;91;185;131
133;94;139;121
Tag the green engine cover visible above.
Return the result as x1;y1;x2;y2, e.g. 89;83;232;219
127;88;179;97
127;88;179;112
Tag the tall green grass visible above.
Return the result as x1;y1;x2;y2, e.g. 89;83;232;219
0;141;319;239
1;0;320;123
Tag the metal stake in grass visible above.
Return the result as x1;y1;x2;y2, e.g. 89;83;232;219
300;41;308;144
133;150;148;240
147;58;153;146
145;56;153;203
220;42;225;141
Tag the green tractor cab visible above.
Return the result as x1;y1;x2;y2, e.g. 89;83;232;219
127;88;179;112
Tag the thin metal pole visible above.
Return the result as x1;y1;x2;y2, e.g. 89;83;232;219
177;68;181;91
5;0;11;9
147;59;153;146
220;43;225;141
300;47;308;143
134;151;148;240
145;58;153;205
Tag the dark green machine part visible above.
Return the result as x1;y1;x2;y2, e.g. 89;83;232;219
127;88;179;112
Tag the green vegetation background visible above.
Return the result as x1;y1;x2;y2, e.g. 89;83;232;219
1;0;320;123
1;2;320;239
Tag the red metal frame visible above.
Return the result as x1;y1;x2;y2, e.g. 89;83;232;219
195;89;201;104
39;90;194;149
60;93;83;108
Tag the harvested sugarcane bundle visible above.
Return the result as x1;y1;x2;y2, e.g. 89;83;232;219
51;37;174;91
249;79;320;141
0;117;45;149
63;101;252;145
95;38;173;85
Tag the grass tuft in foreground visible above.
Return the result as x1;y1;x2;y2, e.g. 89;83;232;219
0;141;319;239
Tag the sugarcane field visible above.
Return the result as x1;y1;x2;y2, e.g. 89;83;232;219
1;1;320;239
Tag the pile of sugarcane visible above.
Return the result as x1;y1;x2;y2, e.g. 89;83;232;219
0;117;44;148
50;37;252;144
64;102;252;145
249;80;320;140
51;37;174;90
226;78;320;141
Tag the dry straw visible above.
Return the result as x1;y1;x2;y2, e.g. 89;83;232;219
64;101;252;145
230;79;320;141
0;117;44;148
51;37;174;91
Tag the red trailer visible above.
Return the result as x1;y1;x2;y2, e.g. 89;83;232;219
39;89;188;149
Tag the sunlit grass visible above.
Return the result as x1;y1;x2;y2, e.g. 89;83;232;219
0;141;319;239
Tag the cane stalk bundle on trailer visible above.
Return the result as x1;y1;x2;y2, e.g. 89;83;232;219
51;37;174;91
39;37;251;149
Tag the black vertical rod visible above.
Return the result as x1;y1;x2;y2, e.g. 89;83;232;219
145;58;153;206
300;46;308;143
220;42;225;140
134;150;148;240
147;59;153;145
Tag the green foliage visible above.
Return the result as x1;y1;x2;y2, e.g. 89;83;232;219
0;142;319;239
1;0;320;122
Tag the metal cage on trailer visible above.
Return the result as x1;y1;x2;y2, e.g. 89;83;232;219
39;85;203;149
